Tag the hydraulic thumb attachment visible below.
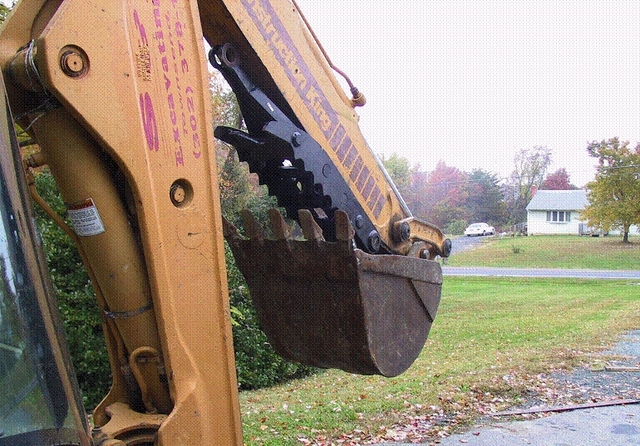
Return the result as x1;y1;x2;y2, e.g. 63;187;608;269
224;209;442;377
210;44;451;259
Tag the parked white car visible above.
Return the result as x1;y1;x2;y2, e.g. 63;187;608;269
464;222;495;236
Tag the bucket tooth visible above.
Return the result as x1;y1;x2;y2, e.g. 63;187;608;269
240;209;264;240
335;209;355;241
298;209;324;241
268;208;291;240
222;216;239;239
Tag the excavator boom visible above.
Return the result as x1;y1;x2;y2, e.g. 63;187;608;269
0;0;449;444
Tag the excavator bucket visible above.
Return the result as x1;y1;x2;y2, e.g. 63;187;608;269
224;209;442;377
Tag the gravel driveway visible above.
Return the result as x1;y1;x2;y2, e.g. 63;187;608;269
377;331;640;446
448;235;490;255
436;330;640;445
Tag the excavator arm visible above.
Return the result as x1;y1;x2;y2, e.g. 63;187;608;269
0;0;449;444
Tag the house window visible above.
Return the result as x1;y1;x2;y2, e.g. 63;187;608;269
546;211;571;222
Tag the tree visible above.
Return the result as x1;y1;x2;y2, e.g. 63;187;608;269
540;168;577;190
504;146;552;224
382;153;434;221
381;153;415;200
421;160;469;229
581;138;640;243
0;5;10;23
210;71;242;129
465;169;506;227
408;169;429;218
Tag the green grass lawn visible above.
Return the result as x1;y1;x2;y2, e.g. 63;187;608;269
240;276;640;444
446;234;639;269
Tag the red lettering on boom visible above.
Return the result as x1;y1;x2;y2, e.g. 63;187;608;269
134;0;201;164
185;87;201;158
139;92;159;152
133;10;148;46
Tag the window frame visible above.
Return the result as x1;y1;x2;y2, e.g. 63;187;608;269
546;210;571;223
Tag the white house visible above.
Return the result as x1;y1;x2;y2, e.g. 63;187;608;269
525;190;588;235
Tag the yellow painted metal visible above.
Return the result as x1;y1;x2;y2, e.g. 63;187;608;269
29;108;173;417
0;0;448;444
0;69;93;446
1;0;242;444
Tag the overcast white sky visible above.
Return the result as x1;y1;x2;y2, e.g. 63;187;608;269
296;1;640;187
2;1;638;187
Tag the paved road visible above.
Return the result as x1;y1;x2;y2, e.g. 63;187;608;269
442;266;640;280
375;404;640;446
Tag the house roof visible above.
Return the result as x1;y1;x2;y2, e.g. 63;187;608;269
526;189;588;211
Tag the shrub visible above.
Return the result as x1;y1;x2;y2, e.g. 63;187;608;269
445;219;468;235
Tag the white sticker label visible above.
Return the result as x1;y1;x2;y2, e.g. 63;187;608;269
67;198;106;237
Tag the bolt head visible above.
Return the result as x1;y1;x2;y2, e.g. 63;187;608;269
171;184;186;204
291;132;302;147
367;230;381;253
60;48;89;77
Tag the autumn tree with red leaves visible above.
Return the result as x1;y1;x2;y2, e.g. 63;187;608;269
421;161;470;229
540;168;578;190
